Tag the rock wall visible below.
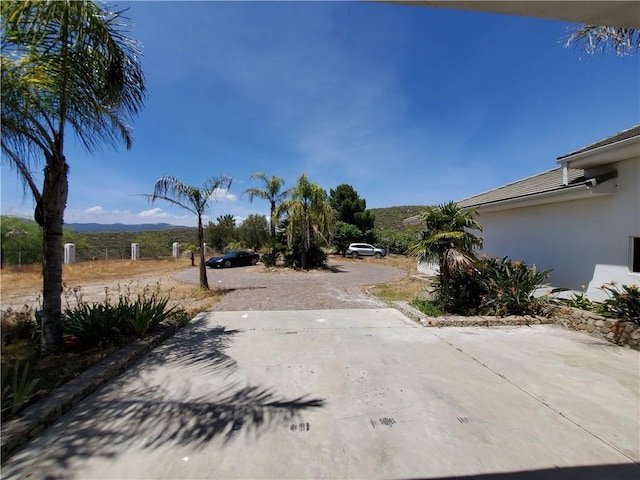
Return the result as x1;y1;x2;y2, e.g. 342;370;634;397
554;306;640;350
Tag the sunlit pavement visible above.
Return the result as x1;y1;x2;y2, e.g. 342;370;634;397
3;309;639;479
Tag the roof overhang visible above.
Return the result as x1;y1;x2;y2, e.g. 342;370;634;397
557;135;640;169
385;1;640;28
467;178;616;214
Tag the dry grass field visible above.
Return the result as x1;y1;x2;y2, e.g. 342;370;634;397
0;254;427;315
0;258;225;317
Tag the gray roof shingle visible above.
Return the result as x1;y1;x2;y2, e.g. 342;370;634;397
557;125;640;160
457;167;586;208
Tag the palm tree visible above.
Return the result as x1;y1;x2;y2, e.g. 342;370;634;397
284;174;334;269
566;26;639;56
145;175;232;290
1;1;146;355
409;201;483;294
242;173;290;240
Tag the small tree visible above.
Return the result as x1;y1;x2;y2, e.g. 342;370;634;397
284;174;334;269
333;221;361;255
144;175;231;290
409;201;483;299
238;214;269;251
242;173;290;240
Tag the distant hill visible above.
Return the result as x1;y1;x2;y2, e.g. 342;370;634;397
370;205;430;231
65;223;189;233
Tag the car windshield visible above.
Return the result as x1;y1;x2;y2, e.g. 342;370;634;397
224;252;240;258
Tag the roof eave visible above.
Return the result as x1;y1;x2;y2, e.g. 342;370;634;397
460;180;616;213
557;135;640;169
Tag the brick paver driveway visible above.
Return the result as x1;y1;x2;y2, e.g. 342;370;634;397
172;258;406;310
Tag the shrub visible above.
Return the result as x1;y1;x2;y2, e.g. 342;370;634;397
566;292;598;311
127;293;178;337
411;298;445;316
1;305;38;343
431;256;551;316
261;249;280;268
62;284;183;349
599;283;640;324
63;301;125;349
476;257;551;316
434;265;484;315
1;361;40;418
283;244;327;269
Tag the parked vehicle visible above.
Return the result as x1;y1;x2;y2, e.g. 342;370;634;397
206;251;259;268
345;243;387;258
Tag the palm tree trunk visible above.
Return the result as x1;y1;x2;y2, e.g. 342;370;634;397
197;215;209;290
36;155;68;355
270;201;277;239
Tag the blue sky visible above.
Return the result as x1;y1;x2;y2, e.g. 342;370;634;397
2;1;639;226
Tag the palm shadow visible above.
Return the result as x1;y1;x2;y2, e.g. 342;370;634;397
3;316;325;477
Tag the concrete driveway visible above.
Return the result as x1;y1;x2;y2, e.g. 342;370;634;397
3;308;638;479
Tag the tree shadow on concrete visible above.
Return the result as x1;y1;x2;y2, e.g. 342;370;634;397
3;316;325;478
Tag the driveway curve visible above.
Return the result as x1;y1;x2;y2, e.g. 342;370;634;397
172;258;406;311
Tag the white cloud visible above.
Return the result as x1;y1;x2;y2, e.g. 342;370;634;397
85;206;104;214
138;208;169;219
212;188;237;203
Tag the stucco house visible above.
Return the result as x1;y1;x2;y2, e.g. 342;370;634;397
454;125;640;301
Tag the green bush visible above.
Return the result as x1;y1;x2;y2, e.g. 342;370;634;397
411;298;444;316
62;284;182;349
1;361;40;418
261;246;281;267
127;293;178;337
1;305;38;342
432;256;551;316
283;244;327;269
63;301;125;349
599;283;640;324
476;257;551;316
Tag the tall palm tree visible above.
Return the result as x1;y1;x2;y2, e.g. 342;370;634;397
566;25;639;56
145;175;232;290
284;174;334;269
1;1;146;355
242;173;290;240
409;201;483;293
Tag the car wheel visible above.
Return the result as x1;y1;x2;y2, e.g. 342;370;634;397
251;257;258;265
374;252;382;258
223;260;232;268
350;252;359;258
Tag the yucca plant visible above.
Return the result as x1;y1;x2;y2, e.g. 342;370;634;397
1;361;40;417
477;257;551;316
599;283;640;324
126;294;178;337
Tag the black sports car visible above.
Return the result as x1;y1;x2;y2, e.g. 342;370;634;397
205;251;259;268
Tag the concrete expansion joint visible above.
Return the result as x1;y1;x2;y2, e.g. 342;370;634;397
431;331;639;464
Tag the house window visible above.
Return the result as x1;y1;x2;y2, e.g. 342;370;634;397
633;237;640;273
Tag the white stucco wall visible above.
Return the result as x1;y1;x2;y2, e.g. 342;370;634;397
475;157;640;300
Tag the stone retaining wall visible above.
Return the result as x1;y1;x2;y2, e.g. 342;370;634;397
393;301;552;327
393;301;640;350
553;306;640;350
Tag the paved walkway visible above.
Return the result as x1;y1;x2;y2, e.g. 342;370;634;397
172;258;406;310
3;310;638;479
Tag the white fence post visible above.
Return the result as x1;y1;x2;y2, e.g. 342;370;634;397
203;243;208;257
131;243;140;260
64;243;76;264
172;242;180;258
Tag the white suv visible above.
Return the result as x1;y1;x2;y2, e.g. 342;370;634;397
345;243;387;258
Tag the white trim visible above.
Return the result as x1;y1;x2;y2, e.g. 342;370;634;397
558;135;640;169
473;179;616;213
